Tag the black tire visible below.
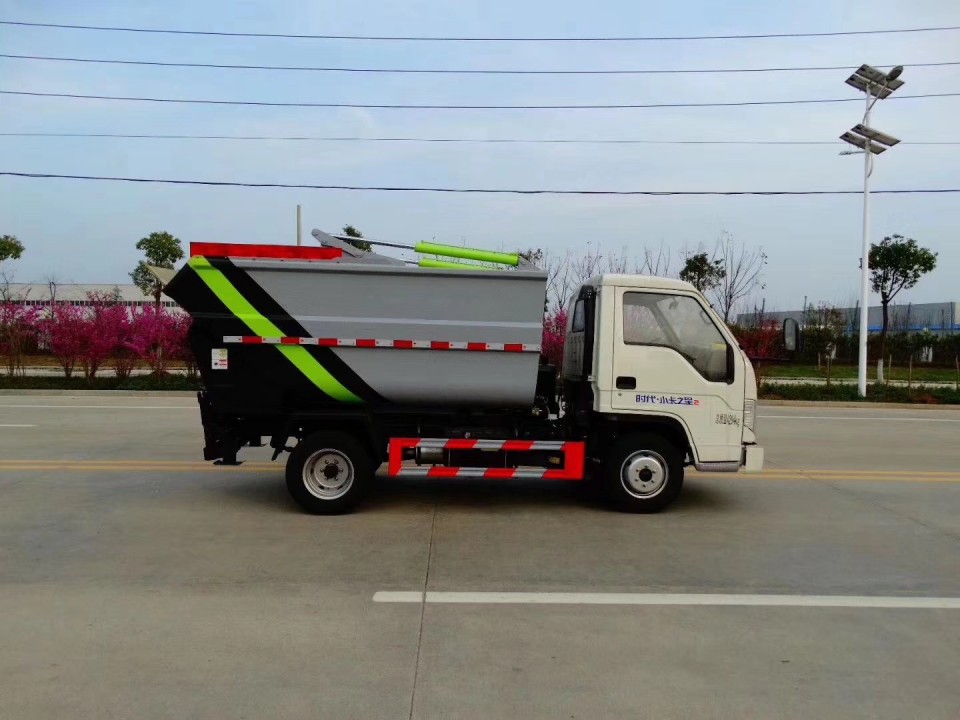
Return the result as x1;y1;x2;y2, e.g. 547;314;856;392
602;432;684;513
285;431;373;515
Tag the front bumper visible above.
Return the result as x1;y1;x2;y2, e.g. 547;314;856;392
742;444;764;473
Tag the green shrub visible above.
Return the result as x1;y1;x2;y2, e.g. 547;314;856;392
761;382;960;404
0;375;202;391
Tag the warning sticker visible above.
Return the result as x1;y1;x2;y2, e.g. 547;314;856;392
212;348;229;370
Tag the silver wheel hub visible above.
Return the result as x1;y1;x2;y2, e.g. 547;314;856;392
302;449;354;500
621;450;668;498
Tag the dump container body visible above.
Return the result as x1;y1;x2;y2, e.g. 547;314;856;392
165;254;548;412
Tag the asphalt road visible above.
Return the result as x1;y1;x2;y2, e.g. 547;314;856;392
1;396;958;719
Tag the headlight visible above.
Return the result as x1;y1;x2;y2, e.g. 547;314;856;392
744;399;756;431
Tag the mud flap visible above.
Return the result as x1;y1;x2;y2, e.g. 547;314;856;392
198;391;242;465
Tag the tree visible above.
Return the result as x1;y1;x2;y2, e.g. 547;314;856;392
128;305;180;376
679;251;725;294
80;290;127;381
711;232;767;324
803;303;847;383
0;296;39;377
541;308;567;373
130;231;184;309
341;225;372;252
42;303;87;379
0;234;24;263
0;235;25;291
638;243;673;277
869;234;937;365
728;320;781;383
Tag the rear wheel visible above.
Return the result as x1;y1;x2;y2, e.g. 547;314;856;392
603;432;684;513
285;431;372;514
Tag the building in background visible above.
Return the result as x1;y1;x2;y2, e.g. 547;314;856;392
1;283;179;310
738;301;959;336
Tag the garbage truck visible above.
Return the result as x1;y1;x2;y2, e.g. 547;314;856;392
162;230;763;515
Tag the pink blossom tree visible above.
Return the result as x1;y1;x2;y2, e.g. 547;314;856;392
0;299;40;377
80;290;126;381
171;312;195;378
128;305;180;376
541;308;567;373
111;309;138;380
42;303;87;379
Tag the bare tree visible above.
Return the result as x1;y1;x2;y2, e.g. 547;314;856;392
638;243;673;277
0;271;12;302
604;247;630;274
711;232;768;323
45;275;60;304
539;243;676;313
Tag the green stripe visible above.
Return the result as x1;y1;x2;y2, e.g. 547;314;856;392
189;257;362;403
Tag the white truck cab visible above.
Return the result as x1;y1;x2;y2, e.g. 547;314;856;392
562;274;763;510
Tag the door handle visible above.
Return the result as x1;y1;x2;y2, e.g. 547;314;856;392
616;376;637;390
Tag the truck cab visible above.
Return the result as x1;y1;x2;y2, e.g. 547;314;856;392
562;274;763;510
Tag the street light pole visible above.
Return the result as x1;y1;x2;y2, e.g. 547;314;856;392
858;91;872;397
840;64;903;397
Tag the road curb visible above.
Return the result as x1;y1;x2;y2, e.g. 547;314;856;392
759;399;960;410
0;389;198;398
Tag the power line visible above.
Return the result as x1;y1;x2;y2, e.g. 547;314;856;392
1;132;958;146
3;88;958;110
2;52;959;75
2;19;959;42
2;172;958;195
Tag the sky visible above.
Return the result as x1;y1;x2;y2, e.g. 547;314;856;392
1;0;958;315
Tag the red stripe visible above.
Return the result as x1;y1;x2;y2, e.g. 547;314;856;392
235;336;537;351
191;242;342;261
444;439;479;450
426;467;461;479
388;438;419;477
484;468;518;480
501;440;535;452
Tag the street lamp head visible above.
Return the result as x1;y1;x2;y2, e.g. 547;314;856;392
886;66;904;82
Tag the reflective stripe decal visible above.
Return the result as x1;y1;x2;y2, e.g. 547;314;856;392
222;336;541;353
189;257;362;403
387;438;586;481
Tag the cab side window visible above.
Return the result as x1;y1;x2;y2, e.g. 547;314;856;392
571;299;585;332
622;292;729;382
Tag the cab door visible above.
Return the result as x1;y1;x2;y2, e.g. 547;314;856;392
610;288;743;463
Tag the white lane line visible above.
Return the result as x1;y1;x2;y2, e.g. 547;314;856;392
760;415;960;422
373;591;960;609
0;404;194;410
0;424;36;427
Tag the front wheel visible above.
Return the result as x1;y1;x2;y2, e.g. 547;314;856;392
285;431;373;515
602;432;684;513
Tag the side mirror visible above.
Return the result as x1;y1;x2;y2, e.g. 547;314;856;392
783;318;800;354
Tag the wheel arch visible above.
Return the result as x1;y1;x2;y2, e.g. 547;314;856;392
591;413;697;464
